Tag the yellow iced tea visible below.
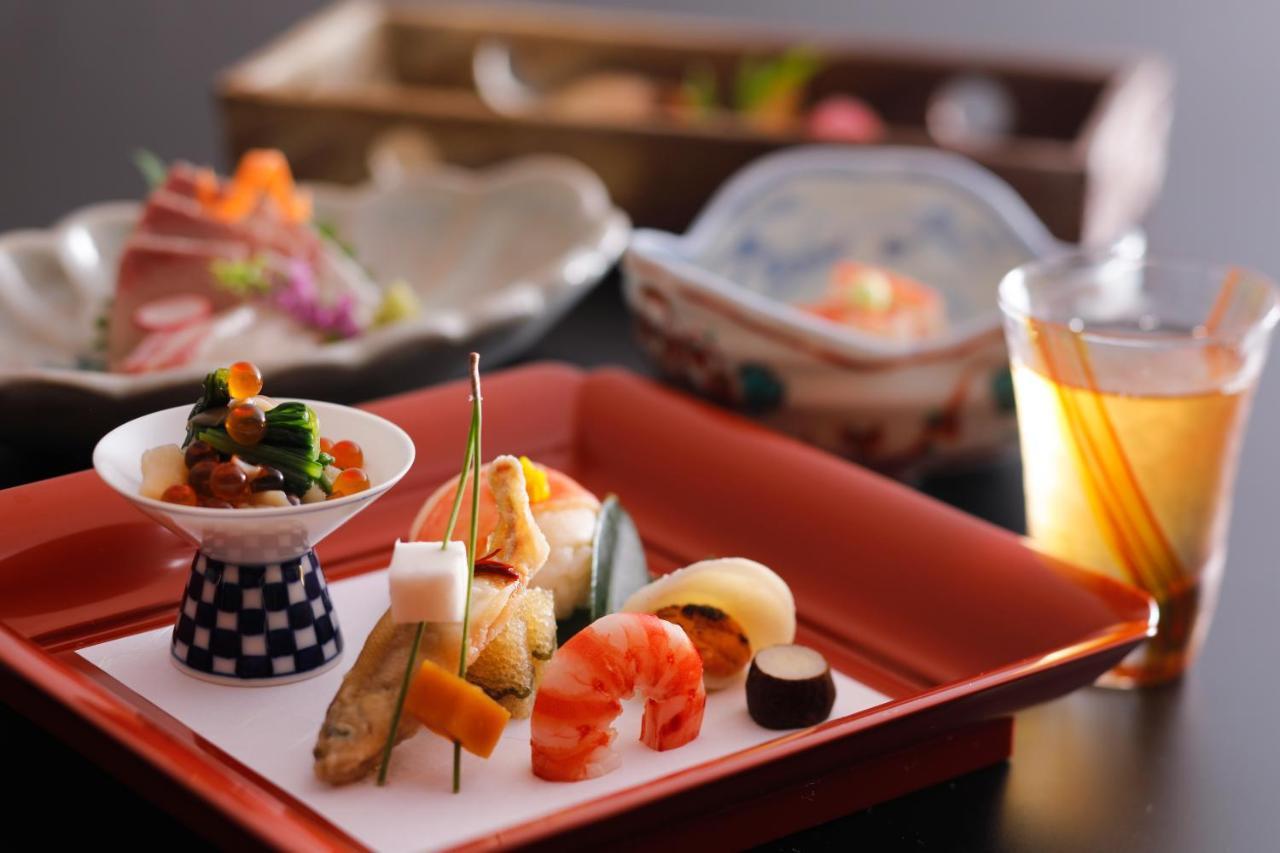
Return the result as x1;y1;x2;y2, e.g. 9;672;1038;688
1013;339;1252;686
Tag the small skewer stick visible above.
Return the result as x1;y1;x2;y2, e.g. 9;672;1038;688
454;354;483;793
376;353;482;787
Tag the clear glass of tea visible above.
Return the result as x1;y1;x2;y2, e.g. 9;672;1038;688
999;253;1279;687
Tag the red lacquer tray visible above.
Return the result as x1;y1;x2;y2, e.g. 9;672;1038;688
0;364;1153;850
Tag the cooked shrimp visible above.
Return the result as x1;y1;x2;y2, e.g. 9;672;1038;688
530;612;706;782
411;460;601;619
313;455;548;785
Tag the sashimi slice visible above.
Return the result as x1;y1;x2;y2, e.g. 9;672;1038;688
132;293;212;332
107;154;376;374
107;233;249;368
160;161;203;198
118;318;214;373
140;188;322;263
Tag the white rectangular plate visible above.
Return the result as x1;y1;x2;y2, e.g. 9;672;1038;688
79;570;887;852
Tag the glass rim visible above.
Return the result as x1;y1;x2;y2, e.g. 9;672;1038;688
998;250;1280;350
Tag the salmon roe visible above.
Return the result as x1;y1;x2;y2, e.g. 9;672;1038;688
227;361;263;399
187;459;217;496
210;461;249;501
329;467;370;499
161;484;198;506
226;403;267;445
329;439;364;470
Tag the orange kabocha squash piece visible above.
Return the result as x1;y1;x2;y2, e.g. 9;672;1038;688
403;658;511;758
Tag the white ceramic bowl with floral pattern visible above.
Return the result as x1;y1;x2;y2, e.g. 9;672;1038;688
0;155;629;449
623;146;1143;476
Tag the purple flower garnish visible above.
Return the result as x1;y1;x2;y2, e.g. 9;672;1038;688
272;259;360;338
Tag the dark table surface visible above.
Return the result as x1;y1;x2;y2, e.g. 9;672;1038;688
3;3;1277;851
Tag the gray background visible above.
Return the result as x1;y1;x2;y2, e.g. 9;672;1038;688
1;2;1276;850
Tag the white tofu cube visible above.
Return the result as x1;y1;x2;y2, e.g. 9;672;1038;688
388;540;469;624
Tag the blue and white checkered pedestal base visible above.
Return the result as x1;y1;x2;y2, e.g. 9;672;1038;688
170;549;343;684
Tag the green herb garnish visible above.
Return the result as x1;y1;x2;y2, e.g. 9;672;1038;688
184;367;230;446
453;355;483;793
183;370;325;496
590;496;649;621
196;428;326;495
313;220;357;259
210;255;272;297
133;148;167;190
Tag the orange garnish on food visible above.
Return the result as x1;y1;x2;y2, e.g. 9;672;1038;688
519;455;550;503
403;658;511;759
196;149;311;224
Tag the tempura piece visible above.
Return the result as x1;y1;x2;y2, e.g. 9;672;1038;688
312;456;548;785
466;587;556;718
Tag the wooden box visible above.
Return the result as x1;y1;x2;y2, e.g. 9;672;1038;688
218;1;1172;243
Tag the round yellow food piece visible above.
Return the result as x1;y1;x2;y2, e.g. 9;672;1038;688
620;557;796;689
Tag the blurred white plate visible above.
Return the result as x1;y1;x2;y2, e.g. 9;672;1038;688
0;154;629;447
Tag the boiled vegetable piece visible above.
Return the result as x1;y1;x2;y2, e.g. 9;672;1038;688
745;644;836;729
403;658;511;758
184;366;230;445
194;401;326;495
387;541;468;624
140;444;187;499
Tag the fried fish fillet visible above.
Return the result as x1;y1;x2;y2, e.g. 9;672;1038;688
312;455;549;785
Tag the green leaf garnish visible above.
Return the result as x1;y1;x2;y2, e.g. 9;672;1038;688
557;495;648;644
313;219;357;259
590;496;651;621
133;148;168;190
184;367;229;446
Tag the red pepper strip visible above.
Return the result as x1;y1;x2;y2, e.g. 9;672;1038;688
473;548;519;582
